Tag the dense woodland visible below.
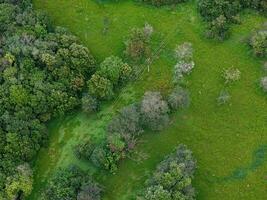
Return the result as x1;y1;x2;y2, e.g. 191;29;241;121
0;0;266;199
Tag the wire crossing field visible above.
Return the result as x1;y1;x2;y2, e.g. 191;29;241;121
30;0;267;199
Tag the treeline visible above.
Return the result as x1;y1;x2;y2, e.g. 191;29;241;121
0;0;97;199
197;0;266;40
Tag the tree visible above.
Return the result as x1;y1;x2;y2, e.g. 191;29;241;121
140;145;196;200
140;91;169;131
5;163;33;200
77;180;102;200
124;27;151;63
98;56;126;85
87;74;114;100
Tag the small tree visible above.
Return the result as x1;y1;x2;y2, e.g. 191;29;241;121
174;42;193;62
140;91;170;131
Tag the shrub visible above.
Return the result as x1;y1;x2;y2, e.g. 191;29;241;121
141;0;188;6
87;74;114;100
74;139;95;160
174;42;193;62
140;91;170;131
260;76;267;92
140;145;196;200
107;133;126;152
107;103;142;138
81;94;99;113
250;30;267;57
124;26;152;63
168;86;190;110
217;90;231;105
222;67;241;83
173;61;195;82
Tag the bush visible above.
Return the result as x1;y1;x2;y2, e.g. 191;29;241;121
260;76;267;92
168;87;190;110
140;145;196;200
140;91;170;131
107;103;143;138
222;67;241;83
217;90;231;105
87;74;114;100
74;139;95;160
141;0;188;6
174;42;193;62
81;94;99;113
124;26;152;63
250;30;267;57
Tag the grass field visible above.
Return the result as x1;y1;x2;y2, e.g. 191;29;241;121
29;0;267;199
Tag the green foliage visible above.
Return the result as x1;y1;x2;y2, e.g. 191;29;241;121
139;145;196;200
250;29;267;57
124;26;152;63
0;1;95;197
98;56;131;85
81;94;99;113
198;0;266;39
74;139;95;160
87;74;114;100
5;163;33;200
43;165;102;200
140;0;188;6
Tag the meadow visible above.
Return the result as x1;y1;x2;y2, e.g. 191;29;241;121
29;0;267;199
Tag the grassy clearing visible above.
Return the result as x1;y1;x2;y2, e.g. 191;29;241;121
30;0;267;199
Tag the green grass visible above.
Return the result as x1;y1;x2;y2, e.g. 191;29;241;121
30;0;267;199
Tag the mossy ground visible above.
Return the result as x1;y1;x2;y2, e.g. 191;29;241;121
29;0;267;199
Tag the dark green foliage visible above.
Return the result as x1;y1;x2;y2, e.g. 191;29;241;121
42;165;102;200
140;0;188;7
74;139;95;160
140;91;170;131
0;1;95;198
197;0;266;39
82;94;99;113
139;145;196;200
